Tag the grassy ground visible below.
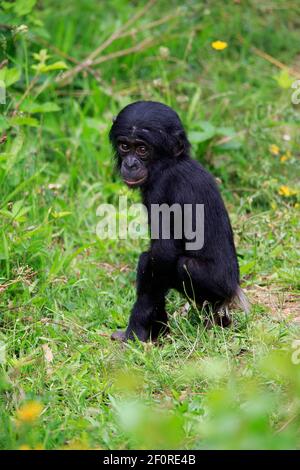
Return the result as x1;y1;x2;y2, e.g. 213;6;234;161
0;0;300;450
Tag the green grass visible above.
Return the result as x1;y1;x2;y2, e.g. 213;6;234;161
0;0;300;450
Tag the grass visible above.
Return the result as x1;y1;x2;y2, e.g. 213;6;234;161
0;0;300;450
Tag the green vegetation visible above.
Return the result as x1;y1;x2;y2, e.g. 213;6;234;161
0;0;299;450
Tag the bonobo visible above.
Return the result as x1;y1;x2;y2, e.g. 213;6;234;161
109;101;249;342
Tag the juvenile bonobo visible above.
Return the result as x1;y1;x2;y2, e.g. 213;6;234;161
109;101;249;342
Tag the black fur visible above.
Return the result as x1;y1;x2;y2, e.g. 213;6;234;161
109;101;243;342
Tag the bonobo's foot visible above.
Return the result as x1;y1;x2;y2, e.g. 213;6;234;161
204;311;232;329
218;313;232;327
150;313;169;341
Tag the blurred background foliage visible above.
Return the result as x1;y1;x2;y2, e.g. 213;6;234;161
0;0;299;450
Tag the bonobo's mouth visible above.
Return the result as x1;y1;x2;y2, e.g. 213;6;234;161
124;175;147;187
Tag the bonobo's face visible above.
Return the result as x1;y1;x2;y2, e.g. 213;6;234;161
117;136;151;187
109;101;191;189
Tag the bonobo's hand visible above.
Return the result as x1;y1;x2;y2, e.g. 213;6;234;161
111;325;149;342
111;330;127;342
111;318;169;343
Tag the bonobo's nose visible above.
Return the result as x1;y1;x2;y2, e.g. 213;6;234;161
124;156;139;170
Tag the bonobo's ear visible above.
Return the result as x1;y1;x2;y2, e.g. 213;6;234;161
173;130;186;157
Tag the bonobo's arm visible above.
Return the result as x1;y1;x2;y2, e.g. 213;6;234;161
112;239;181;342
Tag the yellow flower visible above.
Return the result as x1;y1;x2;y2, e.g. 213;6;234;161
280;151;291;162
34;444;44;450
269;144;280;155
19;444;31;450
16;401;43;423
278;185;297;197
211;40;228;50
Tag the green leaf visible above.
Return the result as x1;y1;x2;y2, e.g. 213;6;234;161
0;67;21;87
189;121;216;143
10;116;39;127
32;61;68;73
189;131;213;144
1;2;14;10
20;101;61;113
43;61;68;71
0;232;9;261
33;49;50;63
11;200;30;222
14;0;37;16
240;260;256;275
51;211;72;219
273;69;294;89
0;116;9;132
197;121;215;134
217;127;236;137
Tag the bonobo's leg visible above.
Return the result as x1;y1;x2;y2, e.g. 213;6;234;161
111;251;170;342
176;256;236;327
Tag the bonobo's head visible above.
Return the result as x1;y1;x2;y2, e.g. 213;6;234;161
109;101;190;187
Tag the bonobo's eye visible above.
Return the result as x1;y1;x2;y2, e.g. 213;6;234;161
118;142;130;153
136;145;148;157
